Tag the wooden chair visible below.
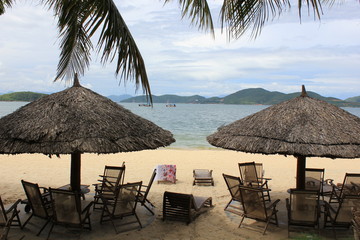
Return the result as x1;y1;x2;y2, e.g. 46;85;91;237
47;188;93;239
93;163;125;210
324;194;360;231
286;189;321;237
0;196;22;240
100;181;143;234
162;191;212;224
329;173;360;204
238;162;271;201
238;185;280;235
138;169;157;215
222;173;242;215
21;180;53;236
193;169;214;186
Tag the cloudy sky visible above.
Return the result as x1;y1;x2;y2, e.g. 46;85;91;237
0;0;359;99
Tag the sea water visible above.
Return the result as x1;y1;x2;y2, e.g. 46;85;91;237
1;102;360;149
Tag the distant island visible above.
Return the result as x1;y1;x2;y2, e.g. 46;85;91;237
121;88;360;108
1;88;359;107
0;92;47;102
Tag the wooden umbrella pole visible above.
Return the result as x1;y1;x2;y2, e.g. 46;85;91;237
296;155;306;190
70;152;81;191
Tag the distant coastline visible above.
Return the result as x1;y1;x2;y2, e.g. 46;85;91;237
1;88;359;107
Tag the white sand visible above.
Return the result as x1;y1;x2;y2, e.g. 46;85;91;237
0;149;358;239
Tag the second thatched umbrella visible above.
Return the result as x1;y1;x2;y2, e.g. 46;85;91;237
207;86;360;189
0;75;175;191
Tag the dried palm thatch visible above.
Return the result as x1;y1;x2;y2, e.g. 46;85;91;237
207;85;360;189
0;80;174;154
0;75;175;190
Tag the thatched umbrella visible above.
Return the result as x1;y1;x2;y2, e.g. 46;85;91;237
0;74;175;191
207;85;360;189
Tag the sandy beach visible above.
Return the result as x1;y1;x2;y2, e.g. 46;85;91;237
0;149;358;239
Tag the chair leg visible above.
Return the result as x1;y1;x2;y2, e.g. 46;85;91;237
143;203;155;215
135;213;143;229
238;215;245;228
12;210;22;229
224;199;232;211
263;217;272;235
46;222;54;240
37;219;50;236
21;213;33;228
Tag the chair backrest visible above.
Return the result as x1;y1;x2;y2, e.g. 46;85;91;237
49;188;82;225
334;194;360;224
305;168;324;191
142;169;157;202
112;182;142;217
239;162;259;185
0;196;7;226
222;174;242;201
193;169;212;178
340;173;360;196
163;191;193;223
239;185;267;220
21;180;50;219
255;163;264;178
288;189;319;223
103;164;125;185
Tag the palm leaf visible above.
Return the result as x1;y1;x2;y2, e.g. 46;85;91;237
220;0;332;39
83;0;152;102
164;0;215;36
42;0;92;83
0;0;14;15
43;0;152;102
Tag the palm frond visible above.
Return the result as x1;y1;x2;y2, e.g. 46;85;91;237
164;0;215;36
221;0;291;39
221;0;328;39
0;0;14;15
82;0;151;102
43;0;92;83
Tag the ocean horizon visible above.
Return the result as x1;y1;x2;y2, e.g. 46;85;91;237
1;101;360;149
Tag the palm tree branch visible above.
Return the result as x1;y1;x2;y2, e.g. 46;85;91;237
0;0;14;15
164;0;215;36
42;0;93;82
81;0;152;102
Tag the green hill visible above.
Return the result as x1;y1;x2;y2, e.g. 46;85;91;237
346;96;360;103
222;88;357;107
121;88;360;107
0;92;47;102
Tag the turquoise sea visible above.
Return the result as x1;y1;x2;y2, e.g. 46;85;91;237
1;101;360;149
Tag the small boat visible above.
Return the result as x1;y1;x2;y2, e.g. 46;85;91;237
166;103;176;107
138;103;151;107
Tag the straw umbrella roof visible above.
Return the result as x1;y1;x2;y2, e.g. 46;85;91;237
207;86;360;159
208;86;360;189
0;79;175;155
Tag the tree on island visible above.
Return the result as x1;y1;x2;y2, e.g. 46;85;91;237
0;0;339;101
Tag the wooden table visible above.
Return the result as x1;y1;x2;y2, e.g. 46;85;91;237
58;184;90;200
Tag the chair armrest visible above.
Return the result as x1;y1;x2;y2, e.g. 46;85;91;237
259;177;272;181
5;199;21;214
266;199;280;210
99;175;118;179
